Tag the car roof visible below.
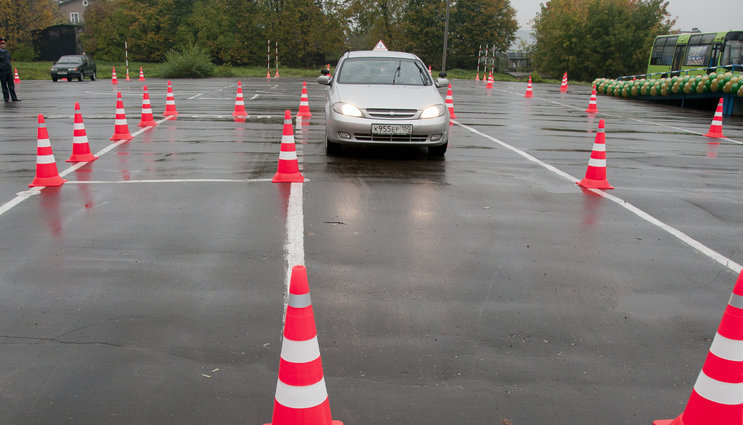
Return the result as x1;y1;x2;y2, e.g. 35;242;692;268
341;50;422;61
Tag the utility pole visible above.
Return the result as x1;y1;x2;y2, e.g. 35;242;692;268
441;0;450;73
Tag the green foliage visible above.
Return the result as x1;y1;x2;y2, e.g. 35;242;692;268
13;45;37;61
0;0;60;53
532;0;673;81
161;42;215;78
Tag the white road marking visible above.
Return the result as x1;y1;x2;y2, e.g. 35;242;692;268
187;93;203;100
454;119;743;274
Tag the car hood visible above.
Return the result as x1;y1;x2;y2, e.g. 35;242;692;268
52;63;81;68
334;84;444;109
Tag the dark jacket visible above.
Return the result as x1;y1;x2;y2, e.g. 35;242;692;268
0;48;11;72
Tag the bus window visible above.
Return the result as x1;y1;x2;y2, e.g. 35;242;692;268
650;36;678;66
721;40;743;66
686;44;711;66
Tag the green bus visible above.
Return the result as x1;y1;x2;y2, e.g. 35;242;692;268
647;31;743;78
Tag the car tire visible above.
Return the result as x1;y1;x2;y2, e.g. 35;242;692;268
90;72;96;81
326;139;341;156
52;77;57;82
78;74;83;81
428;143;448;156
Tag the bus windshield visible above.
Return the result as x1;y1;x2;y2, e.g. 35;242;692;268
721;33;743;66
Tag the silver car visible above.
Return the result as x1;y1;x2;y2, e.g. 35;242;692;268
318;49;450;156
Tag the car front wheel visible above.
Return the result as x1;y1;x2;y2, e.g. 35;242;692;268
90;71;96;81
428;142;448;156
325;139;341;156
51;77;57;82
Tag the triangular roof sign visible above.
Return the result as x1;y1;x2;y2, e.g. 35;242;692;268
373;40;388;51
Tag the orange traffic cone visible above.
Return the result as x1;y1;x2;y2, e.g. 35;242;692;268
653;270;743;425
110;92;133;141
275;68;280;78
326;64;332;79
445;83;457;123
272;110;304;183
138;85;157;127
163;81;178;117
111;67;118;85
125;69;130;81
267;69;272;80
67;103;98;162
586;85;599;113
14;68;20;84
560;72;568;93
264;265;343;425
138;66;145;81
29;114;67;187
297;82;312;118
577;119;613;190
704;98;725;139
232;81;248;117
525;76;534;98
486;71;494;89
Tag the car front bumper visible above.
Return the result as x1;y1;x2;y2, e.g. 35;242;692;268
326;111;449;146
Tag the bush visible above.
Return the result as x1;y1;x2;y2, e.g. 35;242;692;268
13;45;36;61
161;43;214;78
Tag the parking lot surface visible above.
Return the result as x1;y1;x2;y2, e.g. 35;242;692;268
1;77;742;424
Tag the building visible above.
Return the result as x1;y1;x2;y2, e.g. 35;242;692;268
58;0;92;25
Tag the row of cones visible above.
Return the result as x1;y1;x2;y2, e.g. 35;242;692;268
110;66;146;84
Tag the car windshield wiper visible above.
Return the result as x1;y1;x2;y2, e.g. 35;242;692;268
392;61;401;85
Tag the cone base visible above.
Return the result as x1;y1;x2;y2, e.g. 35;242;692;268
138;120;158;127
163;112;179;117
652;418;681;425
525;93;533;98
264;421;343;425
66;153;98;163
704;131;724;138
586;107;598;113
29;176;67;187
232;111;248;117
110;133;133;141
297;111;312;118
577;179;613;190
273;172;305;183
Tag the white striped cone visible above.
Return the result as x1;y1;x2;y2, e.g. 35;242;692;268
264;265;342;425
704;98;725;139
110;92;133;141
138;85;157;127
30;114;67;187
525;76;533;98
486;71;493;89
653;270;743;425
232;81;248;117
577;119;613;190
111;67;118;84
163;81;178;116
297;82;312;118
560;72;568;92
14;68;20;84
138;66;145;81
445;83;457;123
586;85;598;113
272;110;304;183
275;68;280;78
67;103;98;162
475;72;479;80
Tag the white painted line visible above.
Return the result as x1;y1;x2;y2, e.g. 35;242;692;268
187;93;203;100
66;178;272;184
282;182;306;326
454;119;743;275
250;94;260;100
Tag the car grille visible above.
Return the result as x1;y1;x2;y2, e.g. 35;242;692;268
366;108;418;119
354;133;429;142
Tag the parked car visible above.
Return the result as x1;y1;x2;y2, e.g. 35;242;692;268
50;54;96;82
317;47;450;156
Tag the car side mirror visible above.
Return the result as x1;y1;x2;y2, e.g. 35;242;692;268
317;75;331;85
436;77;449;87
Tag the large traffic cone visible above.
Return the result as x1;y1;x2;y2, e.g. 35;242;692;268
232;81;248;117
297;82;312;118
525;76;534;98
163;81;178;116
138;85;157;127
560;72;568;93
66;103;98;162
29;114;67;187
704;98;725;139
264;265;343;425
577;119;613;190
486;71;494;89
111;67;118;85
445;83;457;123
653;270;743;425
267;69;272;80
138;66;145;81
586;85;599;113
272;110;304;183
110;92;133;141
275;68;280;78
14;68;20;84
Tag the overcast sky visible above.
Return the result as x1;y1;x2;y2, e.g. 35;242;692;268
511;0;741;33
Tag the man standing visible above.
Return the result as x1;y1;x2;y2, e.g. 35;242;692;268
0;37;20;102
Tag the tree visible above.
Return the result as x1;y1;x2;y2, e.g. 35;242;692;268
447;0;518;69
0;0;60;48
532;0;674;81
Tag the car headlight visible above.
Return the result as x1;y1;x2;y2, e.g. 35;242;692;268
332;102;363;117
421;105;446;119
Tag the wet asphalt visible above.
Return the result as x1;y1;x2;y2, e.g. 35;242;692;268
1;76;742;425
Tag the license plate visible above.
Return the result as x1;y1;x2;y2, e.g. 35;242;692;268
372;124;412;136
58;71;67;75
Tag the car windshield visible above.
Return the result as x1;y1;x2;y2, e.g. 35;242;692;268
336;57;431;86
57;56;82;64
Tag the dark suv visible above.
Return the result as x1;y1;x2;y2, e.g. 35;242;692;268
50;54;97;82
